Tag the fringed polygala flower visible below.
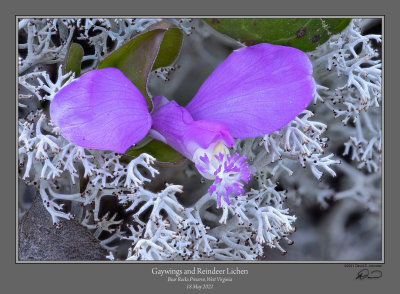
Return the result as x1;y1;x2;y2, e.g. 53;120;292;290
50;43;315;207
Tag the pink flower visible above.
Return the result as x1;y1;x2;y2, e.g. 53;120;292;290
50;43;315;207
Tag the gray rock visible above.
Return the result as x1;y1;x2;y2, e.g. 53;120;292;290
18;192;108;261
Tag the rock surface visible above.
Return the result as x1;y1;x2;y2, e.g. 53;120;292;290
19;193;107;261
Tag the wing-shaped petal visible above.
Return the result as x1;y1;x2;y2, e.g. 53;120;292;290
50;68;151;153
186;43;315;138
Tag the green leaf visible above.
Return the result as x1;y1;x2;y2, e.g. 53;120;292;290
98;26;167;111
204;18;351;52
152;28;183;70
62;42;84;77
97;22;186;164
123;139;186;166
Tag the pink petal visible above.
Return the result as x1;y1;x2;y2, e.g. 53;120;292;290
150;96;234;159
50;68;151;153
186;43;315;138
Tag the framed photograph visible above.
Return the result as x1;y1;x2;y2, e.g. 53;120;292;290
13;8;389;292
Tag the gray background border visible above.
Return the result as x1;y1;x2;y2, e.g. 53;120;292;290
4;0;396;293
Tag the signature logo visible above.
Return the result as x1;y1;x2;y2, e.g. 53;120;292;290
355;269;382;280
